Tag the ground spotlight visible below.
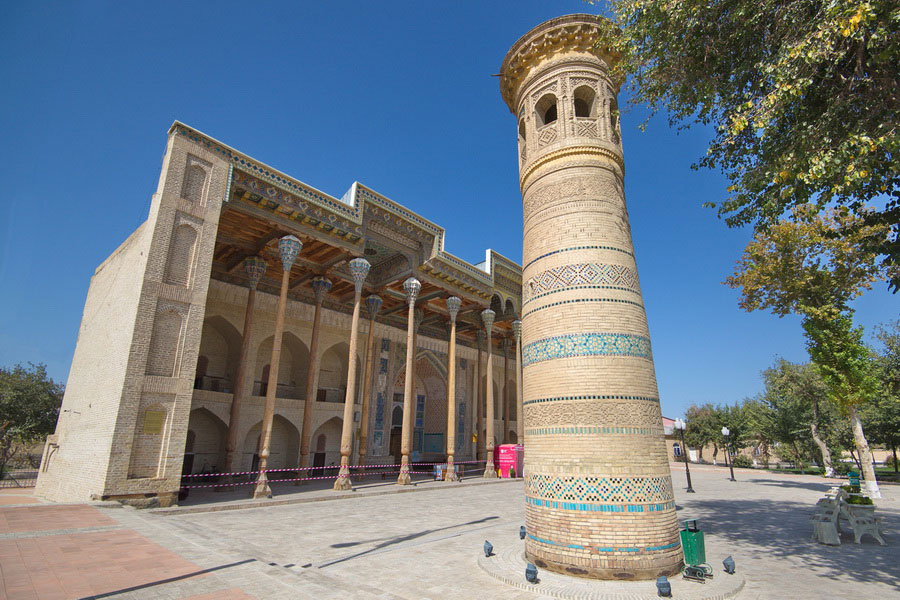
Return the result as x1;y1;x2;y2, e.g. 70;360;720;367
484;540;493;557
723;555;736;574
525;563;539;583
656;576;672;597
519;525;526;540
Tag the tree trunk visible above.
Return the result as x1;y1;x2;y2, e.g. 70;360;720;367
809;397;834;477
712;443;718;465
893;445;897;474
792;441;805;474
849;448;862;471
848;406;881;498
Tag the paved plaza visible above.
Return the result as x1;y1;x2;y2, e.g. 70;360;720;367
1;466;897;599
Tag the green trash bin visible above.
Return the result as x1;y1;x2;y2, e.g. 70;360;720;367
680;520;707;566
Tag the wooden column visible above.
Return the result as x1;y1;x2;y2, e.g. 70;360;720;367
502;337;511;444
513;319;523;444
357;295;382;466
221;256;267;484
335;258;371;491
252;235;301;499
406;308;423;455
444;297;461;482
475;330;485;463
397;277;420;485
482;309;497;478
297;276;331;480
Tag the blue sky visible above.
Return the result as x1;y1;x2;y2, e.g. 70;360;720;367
0;2;895;419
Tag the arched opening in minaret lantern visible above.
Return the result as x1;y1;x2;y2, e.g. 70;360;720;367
535;94;558;127
573;85;597;118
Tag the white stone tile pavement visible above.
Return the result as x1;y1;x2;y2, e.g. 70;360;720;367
98;466;899;599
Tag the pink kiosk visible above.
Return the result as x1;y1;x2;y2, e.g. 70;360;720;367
494;444;524;478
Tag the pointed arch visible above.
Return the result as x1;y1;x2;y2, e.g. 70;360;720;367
186;407;228;474
197;316;242;392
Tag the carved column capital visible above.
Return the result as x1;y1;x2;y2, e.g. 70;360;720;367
278;235;302;271
310;276;332;304
348;258;371;295
403;277;421;305
365;295;383;320
446;296;461;324
243;256;267;289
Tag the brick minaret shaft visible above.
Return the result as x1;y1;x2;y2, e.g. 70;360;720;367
500;14;681;580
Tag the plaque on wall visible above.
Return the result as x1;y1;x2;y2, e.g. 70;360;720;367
143;410;165;434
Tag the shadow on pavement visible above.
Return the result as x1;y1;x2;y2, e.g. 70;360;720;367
681;497;900;590
320;515;501;567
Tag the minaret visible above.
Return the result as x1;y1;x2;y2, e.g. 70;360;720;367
500;14;681;580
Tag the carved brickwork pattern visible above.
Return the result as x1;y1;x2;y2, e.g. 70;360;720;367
524;400;662;429
523;175;622;217
577;120;598;137
525;263;639;300
538;127;558;147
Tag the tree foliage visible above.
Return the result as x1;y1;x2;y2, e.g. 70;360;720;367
0;363;63;473
725;205;896;318
862;321;900;471
602;0;900;289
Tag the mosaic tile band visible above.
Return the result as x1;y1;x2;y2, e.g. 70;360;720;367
527;533;680;554
524;244;634;270
526;496;676;513
526;474;674;504
521;296;643;319
522;333;652;366
525;263;639;300
523;394;659;406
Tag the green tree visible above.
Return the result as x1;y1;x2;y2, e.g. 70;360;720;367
683;403;719;461
601;0;900;289
726;207;895;496
863;321;900;472
762;358;837;475
0;363;63;475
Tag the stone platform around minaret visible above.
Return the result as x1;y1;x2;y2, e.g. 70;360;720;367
478;531;745;600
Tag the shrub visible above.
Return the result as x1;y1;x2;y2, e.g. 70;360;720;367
832;461;852;475
846;494;874;505
731;455;753;468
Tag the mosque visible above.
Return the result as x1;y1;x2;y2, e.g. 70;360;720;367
38;13;681;580
36;120;523;506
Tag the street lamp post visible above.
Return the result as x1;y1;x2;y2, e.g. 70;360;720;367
674;418;695;493
722;426;736;481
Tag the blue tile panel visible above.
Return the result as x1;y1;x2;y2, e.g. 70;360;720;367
521;297;643;319
525;426;659;436
522;333;652;366
524;245;634;270
526;497;676;513
523;395;659;406
526;474;674;504
527;533;680;553
525;263;640;302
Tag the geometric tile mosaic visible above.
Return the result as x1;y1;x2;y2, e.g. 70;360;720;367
522;394;659;406
522;332;652;366
526;474;673;504
525;263;639;301
526;497;676;515
527;532;680;553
